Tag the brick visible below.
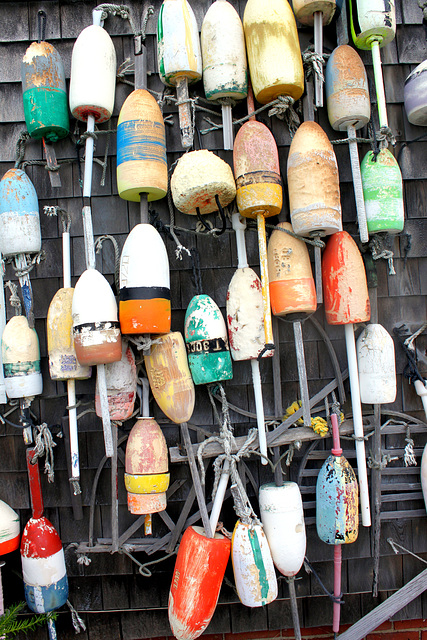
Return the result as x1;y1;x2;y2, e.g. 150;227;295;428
224;630;280;640
394;618;427;630
367;633;420;640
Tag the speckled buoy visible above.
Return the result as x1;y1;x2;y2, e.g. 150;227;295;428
226;267;266;361
2;316;43;400
356;323;396;404
95;341;137;421
0;169;41;258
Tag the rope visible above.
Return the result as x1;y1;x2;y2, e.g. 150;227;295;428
404;322;427;353
267;95;300;137
127;334;162;351
404;426;417;467
304;557;344;605
14;131;31;168
418;0;427;22
302;46;326;83
369;235;396;275
166;165;192;260
69;478;82;495
76;554;91;566
44;205;71;234
5;281;21;315
387;538;427;564
95;234;120;293
32;423;56;483
119;547;177;577
393;325;426;386
94;4;140;35
266;222;325;249
66;600;86;634
367;453;399;470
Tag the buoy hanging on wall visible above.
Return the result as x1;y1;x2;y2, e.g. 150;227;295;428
0;169;41;258
95;341;137;421
0;500;20;555
119;223;171;335
356;323;396;405
21;40;69;142
2;316;43;400
404;60;427;127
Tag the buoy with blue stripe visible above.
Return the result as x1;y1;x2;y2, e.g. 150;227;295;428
168;525;231;640
95;341;137;421
144;331;195;424
185;294;233;385
21;40;69;142
404;60;427;126
0;500;20;555
157;0;202;148
360;148;404;234
119;223;171;335
231;520;278;607
2;315;43;400
0;169;41;258
117;89;168;202
357;323;396;404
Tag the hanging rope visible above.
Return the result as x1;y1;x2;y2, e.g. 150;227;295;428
393;324;426;386
404;426;417;467
388;537;427;564
14;131;31;169
369;234;396;275
44;205;71;235
404;322;427;353
417;0;427;22
66;600;86;634
189;247;203;296
94;3;140;35
127;334;162;351
5;281;22;316
94;234;120;293
267;95;300;137
32;423;56;483
166;165;191;260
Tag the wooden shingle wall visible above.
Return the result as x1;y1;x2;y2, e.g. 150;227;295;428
0;1;427;638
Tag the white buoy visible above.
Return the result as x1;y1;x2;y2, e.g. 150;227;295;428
357;323;396;404
2;316;43;399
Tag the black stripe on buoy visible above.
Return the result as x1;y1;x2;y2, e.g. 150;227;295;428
73;321;120;334
119;286;171;301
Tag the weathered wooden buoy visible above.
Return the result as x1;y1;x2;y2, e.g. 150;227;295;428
0;500;20;555
168;525;231;640
119;223;171;335
227;267;265;361
243;0;304;104
21;41;69;141
288;121;342;237
95;341;136;421
184;294;233;385
171;150;236;215
0;169;41;257
231;520;278;607
404;60;427;126
144;332;195;423
349;0;396;50
356;323;396;404
117;89;167;202
268;222;317;317
157;0;202;148
360;148;405;234
72;269;121;366
2;316;43;399
259;482;306;577
69;24;116;123
125;416;170;514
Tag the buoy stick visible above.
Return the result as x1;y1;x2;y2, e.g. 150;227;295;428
314;242;323;305
257;213;274;348
314;11;324;108
293;321;311;427
250;359;268;464
26;448;44;519
0;560;4;619
347;124;369;244
414;379;427;418
47;617;58;640
97;364;114;458
42;139;61;189
15;254;35;328
344;323;371;526
370;39;388;130
209;459;230;533
222;103;234;150
0;254;7;404
287;577;302;640
176;76;193;149
181;421;213;538
82;113;96;270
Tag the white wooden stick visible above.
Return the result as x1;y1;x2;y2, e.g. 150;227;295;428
251;359;268;464
209;459;230;533
221;103;234;150
371;39;388;131
314;11;324;108
347;124;369;244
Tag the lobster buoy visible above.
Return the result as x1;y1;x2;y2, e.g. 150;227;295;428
292;0;336;26
404;60;427;126
349;0;396;50
259;482;306;577
356;323;396;404
185;294;233;385
72;269;121;366
360;148;405;234
21;516;68;614
69;25;116;123
267;221;317;317
117;89;167;202
21;41;69;142
226;267;266;361
168;525;231;640
144;332;195;424
95;341;137;421
171;150;236;215
288;122;342;238
125;417;170;514
2;316;43;399
0;169;41;257
422;444;427;511
119;224;171;335
201;0;247;102
231;520;278;607
47;288;91;380
0;500;20;555
243;0;304;104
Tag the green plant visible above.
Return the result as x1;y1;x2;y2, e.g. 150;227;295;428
0;602;57;638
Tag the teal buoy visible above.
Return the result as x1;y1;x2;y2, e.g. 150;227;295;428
184;294;233;385
360;149;404;234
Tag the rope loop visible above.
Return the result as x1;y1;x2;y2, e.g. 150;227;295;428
377;125;396;148
5;281;22;315
404;426;417;467
32;422;56;483
369;234;396;275
14;130;31;169
418;0;427;22
95;234;120;293
267;95;300;136
44;205;71;234
66;599;87;634
302;45;327;83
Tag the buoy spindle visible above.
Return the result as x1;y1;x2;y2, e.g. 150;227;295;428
314;11;323;107
347;124;369;243
370;39;388;130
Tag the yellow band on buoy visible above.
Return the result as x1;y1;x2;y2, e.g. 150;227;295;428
124;472;170;494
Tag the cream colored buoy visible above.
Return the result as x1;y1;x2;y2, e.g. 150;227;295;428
171;150;236;215
95;341;137;421
227;268;265;361
404;60;427;127
231;520;278;607
259;482;306;577
72;269;121;366
69;25;116;123
292;0;336;25
356;323;396;404
288;121;342;237
2;316;43;399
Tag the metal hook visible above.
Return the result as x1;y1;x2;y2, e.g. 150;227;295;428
37;10;47;43
214;194;227;236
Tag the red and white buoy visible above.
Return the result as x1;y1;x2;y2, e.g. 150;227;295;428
95;341;137;421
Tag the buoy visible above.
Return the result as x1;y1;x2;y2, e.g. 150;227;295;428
0;500;20;555
144;331;195;424
322;231;371;527
72;269;122;366
119;223;171;335
360;148;405;234
259;482;306;577
171;149;236;215
157;0;202;148
243;0;304;104
325;44;370;243
357;323;396;404
0;169;41;258
404;60;427;126
125;416;170;514
184;294;233;385
2;316;43;399
21;41;69;141
95;341;137;421
69;24;116;123
201;0;247;149
168;525;231;640
288;121;342;238
421;443;427;511
415;379;427;419
117;89;168;202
